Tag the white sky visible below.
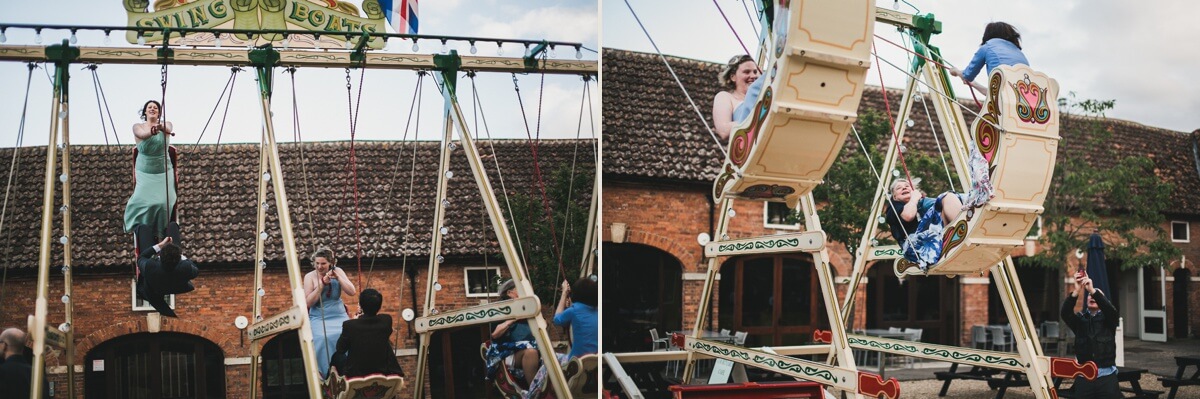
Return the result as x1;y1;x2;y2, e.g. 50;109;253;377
0;0;598;147
606;0;1200;134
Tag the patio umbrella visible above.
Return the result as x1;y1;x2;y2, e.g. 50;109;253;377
1085;232;1112;303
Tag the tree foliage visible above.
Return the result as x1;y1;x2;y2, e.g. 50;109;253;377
501;163;594;305
1024;94;1179;270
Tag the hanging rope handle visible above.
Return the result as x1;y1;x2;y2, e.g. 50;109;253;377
872;41;916;196
343;67;366;293
510;72;568;283
159;62;174;228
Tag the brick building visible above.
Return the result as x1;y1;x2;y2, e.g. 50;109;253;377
0;139;594;398
601;48;1200;356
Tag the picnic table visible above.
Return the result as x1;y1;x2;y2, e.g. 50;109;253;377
1055;366;1161;399
935;363;1002;397
1160;355;1200;399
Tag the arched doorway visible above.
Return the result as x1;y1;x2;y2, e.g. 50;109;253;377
260;331;306;399
84;332;225;399
603;243;683;353
718;255;827;347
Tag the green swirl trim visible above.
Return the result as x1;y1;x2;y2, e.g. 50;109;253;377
716;238;801;253
427;305;513;327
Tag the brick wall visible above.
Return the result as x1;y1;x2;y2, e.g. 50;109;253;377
0;260;568;398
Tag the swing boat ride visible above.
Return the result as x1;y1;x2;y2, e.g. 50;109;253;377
604;1;1097;398
0;1;598;398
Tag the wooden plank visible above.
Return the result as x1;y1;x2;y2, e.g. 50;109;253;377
414;296;540;333
845;333;1025;372
247;306;304;342
704;231;826;257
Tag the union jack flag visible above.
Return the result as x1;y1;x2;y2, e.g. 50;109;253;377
378;0;418;34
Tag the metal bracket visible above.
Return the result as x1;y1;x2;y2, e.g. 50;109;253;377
248;45;281;98
433;50;461;97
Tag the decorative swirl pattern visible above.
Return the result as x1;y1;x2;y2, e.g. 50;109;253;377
872;247;902;257
729;87;774;166
940;220;968;256
975;114;1000;164
426;305;512;327
713;164;737;200
716;238;801;253
689;340;838;383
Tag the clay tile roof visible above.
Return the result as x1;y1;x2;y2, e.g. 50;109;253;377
0;139;595;269
603;48;1200;214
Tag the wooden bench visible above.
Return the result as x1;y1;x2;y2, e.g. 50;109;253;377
1056;366;1161;399
935;363;1002;396
1160;355;1200;399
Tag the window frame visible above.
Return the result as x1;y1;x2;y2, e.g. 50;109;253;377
763;202;801;230
1026;216;1043;239
1171;221;1190;243
130;279;175;312
464;266;503;298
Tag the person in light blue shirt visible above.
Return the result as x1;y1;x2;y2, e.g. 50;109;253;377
553;276;598;359
950;22;1029;92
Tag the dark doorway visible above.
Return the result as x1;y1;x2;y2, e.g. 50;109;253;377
719;255;827;347
603;243;683;353
84;332;225;399
1174;268;1191;338
867;263;958;345
429;326;494;398
260;331;306;399
989;259;1062;327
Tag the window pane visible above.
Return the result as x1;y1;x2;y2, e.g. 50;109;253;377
779;259;812;326
1173;222;1189;241
914;278;941;321
741;258;775;327
882;273;909;322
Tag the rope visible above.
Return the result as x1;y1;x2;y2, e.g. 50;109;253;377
740;0;762;44
871;40;915;191
850;124;911;241
873;33;983;108
193;67;241;145
711;0;756;67
469;73;531;276
620;0;731;160
344;67;366;290
918;90;957;193
0;63;35;315
869;47;1003;135
288;67;318;256
160;63;172;227
511;72;567;279
85;64;118;145
363;71;426;291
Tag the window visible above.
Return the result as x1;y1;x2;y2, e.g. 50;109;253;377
1026;216;1043;239
131;280;174;311
763;202;800;230
1172;221;1190;243
262;331;306;399
464;266;503;298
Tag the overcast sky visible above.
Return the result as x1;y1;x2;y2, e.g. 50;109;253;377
0;0;598;147
606;0;1200;134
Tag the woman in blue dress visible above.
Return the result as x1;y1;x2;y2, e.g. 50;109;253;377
124;100;176;248
304;247;358;378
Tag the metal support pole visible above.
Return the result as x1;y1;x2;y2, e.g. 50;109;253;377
681;198;732;383
411;101;455;399
252;52;323;399
248;135;270;399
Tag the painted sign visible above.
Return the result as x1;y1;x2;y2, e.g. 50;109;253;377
123;0;387;49
415;296;541;333
248;305;304;341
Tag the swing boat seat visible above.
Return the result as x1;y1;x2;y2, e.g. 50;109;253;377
324;368;406;399
895;64;1060;279
480;341;552;399
478;342;595;399
713;0;875;208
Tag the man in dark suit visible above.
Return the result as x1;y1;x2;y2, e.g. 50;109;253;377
136;230;199;318
332;289;404;377
0;328;49;397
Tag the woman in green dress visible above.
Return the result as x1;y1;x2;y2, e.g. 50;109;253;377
124;100;176;250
